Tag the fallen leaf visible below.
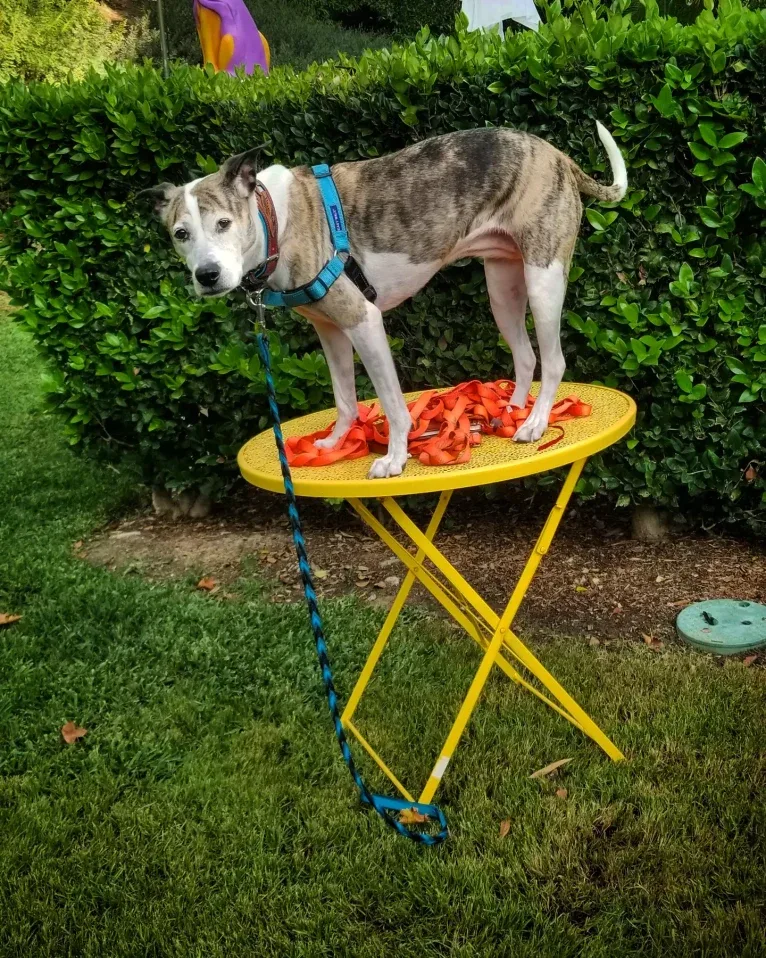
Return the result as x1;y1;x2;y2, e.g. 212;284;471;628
588;637;601;647
642;633;664;649
616;271;629;284
530;758;572;779
499;819;511;837
399;806;428;825
555;788;568;799
313;568;328;579
355;579;371;588
666;600;689;608
575;585;588;593
744;464;757;482
73;540;84;551
612;603;623;615
265;555;277;564
61;721;87;744
655;574;665;583
374;580;387;589
0;613;22;627
743;655;758;667
196;576;217;592
638;263;648;285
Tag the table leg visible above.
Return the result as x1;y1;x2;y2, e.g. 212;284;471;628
417;457;623;804
342;490;453;727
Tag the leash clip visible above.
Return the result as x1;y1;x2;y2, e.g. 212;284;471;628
246;287;267;330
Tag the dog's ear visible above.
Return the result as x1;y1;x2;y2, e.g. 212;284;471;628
221;143;270;197
136;183;177;221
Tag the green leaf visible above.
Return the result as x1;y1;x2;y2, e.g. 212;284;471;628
651;83;677;119
752;156;766;193
717;132;747;150
689;142;711;161
696;207;722;228
675;370;693;394
698;123;718;147
586;209;608;231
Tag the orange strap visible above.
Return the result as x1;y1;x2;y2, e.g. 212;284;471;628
284;380;592;468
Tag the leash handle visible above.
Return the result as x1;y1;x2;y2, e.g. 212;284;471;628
253;310;448;846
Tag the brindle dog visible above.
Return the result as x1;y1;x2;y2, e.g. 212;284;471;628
141;123;626;478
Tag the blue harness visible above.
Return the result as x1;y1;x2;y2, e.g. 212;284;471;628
246;164;372;309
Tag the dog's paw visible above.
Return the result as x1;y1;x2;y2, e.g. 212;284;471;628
368;452;407;479
313;434;340;450
513;416;547;444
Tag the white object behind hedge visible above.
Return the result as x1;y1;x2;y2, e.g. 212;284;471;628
461;0;541;32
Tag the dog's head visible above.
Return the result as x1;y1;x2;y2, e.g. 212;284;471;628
139;146;267;297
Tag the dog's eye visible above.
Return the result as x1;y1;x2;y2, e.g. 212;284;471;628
217;218;232;232
174;228;189;242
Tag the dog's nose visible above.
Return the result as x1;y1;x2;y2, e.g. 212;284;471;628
195;265;221;288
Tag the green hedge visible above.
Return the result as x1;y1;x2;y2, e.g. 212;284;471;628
1;1;765;526
0;0;151;83
303;0;462;36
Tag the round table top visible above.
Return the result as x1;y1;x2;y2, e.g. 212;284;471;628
238;382;636;498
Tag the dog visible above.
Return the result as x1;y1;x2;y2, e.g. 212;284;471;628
141;123;626;478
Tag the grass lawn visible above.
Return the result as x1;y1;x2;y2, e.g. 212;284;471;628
1;309;765;957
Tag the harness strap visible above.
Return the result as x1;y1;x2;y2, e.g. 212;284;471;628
242;165;376;308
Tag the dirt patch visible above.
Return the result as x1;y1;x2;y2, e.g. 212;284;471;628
80;486;766;648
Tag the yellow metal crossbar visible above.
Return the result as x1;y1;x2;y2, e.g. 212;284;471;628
343;458;624;805
238;381;636;805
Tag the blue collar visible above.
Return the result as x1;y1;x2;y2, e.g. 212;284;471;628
244;164;350;309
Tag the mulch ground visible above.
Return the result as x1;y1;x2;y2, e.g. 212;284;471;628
81;484;766;651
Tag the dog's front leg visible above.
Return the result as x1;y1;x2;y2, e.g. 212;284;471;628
308;316;359;450
347;302;411;479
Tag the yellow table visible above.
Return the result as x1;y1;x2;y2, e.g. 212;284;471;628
238;382;636;806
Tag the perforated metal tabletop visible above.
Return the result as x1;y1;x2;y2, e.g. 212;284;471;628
238;382;636;498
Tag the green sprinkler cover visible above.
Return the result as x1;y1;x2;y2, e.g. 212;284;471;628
676;599;766;655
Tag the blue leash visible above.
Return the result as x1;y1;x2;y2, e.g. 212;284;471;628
250;292;448;846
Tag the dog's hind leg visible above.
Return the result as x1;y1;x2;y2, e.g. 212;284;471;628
308;316;359;450
513;260;567;444
346;301;411;479
484;258;535;408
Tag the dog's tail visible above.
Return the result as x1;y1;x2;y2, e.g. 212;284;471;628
571;121;627;203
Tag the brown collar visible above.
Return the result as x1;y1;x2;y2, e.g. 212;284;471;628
242;181;280;289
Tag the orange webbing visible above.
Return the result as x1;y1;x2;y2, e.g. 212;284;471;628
284;380;592;468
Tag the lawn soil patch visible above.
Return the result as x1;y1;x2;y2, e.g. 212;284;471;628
81;486;766;649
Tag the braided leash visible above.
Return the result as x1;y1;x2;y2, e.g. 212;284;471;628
250;292;448;845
